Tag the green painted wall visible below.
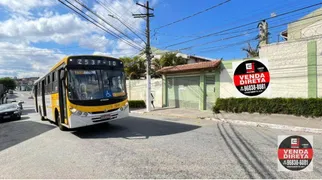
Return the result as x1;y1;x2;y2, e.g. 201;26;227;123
307;41;317;98
222;61;232;69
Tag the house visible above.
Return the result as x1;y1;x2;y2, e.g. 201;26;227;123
139;47;214;65
281;7;322;40
157;60;222;110
15;77;39;91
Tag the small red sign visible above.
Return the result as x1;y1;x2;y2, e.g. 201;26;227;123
233;60;270;96
278;135;313;171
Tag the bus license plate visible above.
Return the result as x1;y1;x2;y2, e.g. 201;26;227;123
100;114;111;120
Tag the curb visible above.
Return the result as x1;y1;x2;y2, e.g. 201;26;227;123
210;117;322;134
130;111;322;134
130;111;146;114
130;111;203;119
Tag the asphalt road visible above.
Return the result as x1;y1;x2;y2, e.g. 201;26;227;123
0;91;322;179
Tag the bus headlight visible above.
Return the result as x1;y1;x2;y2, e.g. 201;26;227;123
120;102;129;111
70;108;77;113
70;108;86;116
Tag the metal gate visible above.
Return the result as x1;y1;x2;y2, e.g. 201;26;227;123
167;76;201;109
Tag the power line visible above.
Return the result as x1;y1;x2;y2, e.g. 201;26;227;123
154;0;231;31
189;0;312;37
152;0;313;45
157;7;313;43
108;14;147;44
193;29;322;55
95;0;146;37
71;0;144;49
178;12;322;53
163;2;322;49
58;0;143;51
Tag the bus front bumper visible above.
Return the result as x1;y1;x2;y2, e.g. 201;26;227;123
68;105;129;129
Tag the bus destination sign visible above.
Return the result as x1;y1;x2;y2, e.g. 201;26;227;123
68;58;123;67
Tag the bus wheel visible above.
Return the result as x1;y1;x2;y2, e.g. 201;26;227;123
56;113;67;131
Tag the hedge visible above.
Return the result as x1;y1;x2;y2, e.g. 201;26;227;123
128;100;146;108
213;98;322;117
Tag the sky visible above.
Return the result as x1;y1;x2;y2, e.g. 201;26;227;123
0;0;321;78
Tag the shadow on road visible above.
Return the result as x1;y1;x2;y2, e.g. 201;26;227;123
72;116;200;139
22;108;36;115
0;116;30;124
0;121;54;151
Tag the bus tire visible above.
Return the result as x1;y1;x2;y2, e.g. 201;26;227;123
56;112;67;131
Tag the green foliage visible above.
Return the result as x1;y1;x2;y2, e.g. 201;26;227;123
152;52;188;78
151;58;162;78
120;56;146;79
128;100;146;108
120;52;188;79
0;77;16;90
159;52;187;67
213;98;322;117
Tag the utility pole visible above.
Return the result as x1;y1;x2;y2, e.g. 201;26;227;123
133;1;154;112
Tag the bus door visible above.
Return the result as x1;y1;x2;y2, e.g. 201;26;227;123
58;69;67;124
34;84;38;113
41;80;47;117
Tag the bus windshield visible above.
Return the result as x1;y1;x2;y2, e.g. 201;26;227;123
67;69;126;100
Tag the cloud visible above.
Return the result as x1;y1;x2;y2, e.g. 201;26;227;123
93;38;142;58
0;0;147;77
92;0;145;36
0;0;57;16
0;13;95;44
79;34;113;51
107;38;144;57
0;42;65;78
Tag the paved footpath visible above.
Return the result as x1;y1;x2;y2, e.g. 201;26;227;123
131;107;322;134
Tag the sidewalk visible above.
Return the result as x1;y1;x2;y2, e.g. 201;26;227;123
130;107;322;134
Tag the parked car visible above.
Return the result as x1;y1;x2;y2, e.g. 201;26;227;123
0;101;24;121
8;89;13;94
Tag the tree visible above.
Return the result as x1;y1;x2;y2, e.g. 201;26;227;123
242;42;260;58
151;52;188;78
242;20;271;58
159;52;187;67
0;77;16;90
151;58;162;78
120;56;146;79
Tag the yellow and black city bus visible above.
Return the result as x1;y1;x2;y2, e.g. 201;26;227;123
33;55;129;130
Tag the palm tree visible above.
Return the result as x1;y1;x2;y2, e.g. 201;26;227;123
151;52;188;78
159;52;187;67
242;42;260;58
120;56;146;79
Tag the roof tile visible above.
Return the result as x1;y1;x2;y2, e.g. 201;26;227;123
157;60;221;74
